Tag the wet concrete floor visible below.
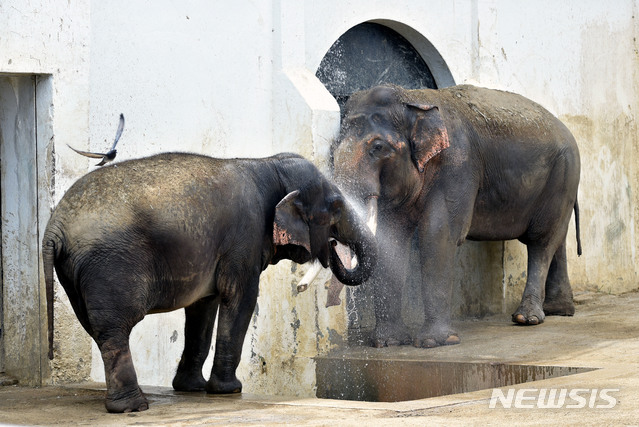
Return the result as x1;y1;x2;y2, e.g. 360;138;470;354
1;290;638;426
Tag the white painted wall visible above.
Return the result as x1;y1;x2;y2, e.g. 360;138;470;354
88;1;274;160
1;0;637;395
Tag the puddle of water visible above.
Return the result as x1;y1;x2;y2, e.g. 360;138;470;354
315;357;595;402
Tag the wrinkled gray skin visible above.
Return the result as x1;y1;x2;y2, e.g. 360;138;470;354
333;85;581;349
43;152;377;413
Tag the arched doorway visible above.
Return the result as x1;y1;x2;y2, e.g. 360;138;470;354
316;22;444;114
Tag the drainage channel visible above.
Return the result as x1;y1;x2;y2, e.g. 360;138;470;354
315;357;595;402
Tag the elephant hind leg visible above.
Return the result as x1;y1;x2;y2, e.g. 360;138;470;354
512;244;554;325
513;159;577;325
543;241;575;316
86;286;148;412
95;332;148;413
173;296;219;392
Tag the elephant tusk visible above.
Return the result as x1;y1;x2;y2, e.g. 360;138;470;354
325;242;355;306
297;240;357;293
365;196;378;235
296;259;323;292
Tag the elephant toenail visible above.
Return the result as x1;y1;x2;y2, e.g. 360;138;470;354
444;335;460;345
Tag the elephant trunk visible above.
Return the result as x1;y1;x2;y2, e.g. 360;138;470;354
328;200;378;286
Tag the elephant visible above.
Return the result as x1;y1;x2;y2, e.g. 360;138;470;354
42;152;377;413
332;84;581;349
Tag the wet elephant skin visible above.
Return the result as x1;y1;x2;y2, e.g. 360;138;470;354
42;152;377;413
332;84;581;348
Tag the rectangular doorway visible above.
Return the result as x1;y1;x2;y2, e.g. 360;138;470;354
0;74;54;385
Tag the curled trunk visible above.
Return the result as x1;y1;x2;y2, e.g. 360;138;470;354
328;199;378;286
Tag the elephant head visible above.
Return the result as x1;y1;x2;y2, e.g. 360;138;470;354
272;177;377;286
332;85;450;227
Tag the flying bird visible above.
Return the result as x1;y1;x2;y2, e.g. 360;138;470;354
68;113;125;166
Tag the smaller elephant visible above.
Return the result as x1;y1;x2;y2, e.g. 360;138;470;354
332;84;581;348
43;152;377;413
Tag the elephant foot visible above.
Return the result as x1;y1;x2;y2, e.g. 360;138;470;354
206;374;242;394
105;387;149;413
543;292;575;316
370;321;412;348
512;295;545;325
413;327;460;348
172;370;207;392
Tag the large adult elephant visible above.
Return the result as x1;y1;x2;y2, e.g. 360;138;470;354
332;84;581;349
43;152;377;413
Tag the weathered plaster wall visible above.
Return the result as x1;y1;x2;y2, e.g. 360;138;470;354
467;0;639;310
0;75;44;385
1;0;637;397
0;0;90;385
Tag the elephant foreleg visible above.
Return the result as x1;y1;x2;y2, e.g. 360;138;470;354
173;296;219;392
414;200;463;348
370;221;413;347
206;275;259;394
414;239;460;348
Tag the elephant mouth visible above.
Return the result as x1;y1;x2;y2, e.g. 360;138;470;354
328;196;376;273
324;196;377;285
295;239;355;293
297;195;379;292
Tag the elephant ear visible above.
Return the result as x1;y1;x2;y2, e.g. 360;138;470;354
407;103;450;173
273;190;312;256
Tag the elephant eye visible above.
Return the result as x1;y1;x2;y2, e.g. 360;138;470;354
369;141;388;157
313;211;331;226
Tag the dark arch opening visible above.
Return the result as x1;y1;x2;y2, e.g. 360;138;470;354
316;22;438;114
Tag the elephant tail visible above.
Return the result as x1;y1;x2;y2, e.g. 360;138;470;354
42;226;60;360
574;199;582;256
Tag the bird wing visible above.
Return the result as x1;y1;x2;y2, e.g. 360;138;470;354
67;144;106;159
110;113;125;151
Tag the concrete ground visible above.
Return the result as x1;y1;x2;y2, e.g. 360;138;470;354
1;290;638;426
